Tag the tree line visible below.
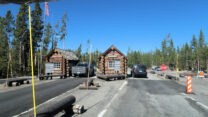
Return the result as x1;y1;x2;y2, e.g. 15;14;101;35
0;3;68;78
127;31;208;72
69;40;102;67
0;3;101;78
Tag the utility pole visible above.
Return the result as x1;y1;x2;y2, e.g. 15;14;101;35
87;44;92;89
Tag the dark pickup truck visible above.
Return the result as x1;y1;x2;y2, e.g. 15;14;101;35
72;62;94;77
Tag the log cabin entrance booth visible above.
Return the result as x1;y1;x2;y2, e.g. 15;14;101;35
97;45;127;80
44;48;79;77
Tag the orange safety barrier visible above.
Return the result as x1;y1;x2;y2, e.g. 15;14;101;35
187;75;192;93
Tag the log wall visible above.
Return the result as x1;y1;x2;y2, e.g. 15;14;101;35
99;49;127;75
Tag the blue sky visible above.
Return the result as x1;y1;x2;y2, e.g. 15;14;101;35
1;0;208;54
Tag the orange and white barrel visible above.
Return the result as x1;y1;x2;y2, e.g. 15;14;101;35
187;75;192;93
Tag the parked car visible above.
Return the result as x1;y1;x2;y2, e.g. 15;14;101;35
132;64;147;78
72;62;94;77
155;67;161;71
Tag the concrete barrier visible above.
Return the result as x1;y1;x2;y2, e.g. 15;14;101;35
6;78;30;87
12;82;20;86
39;74;66;80
23;80;30;84
19;95;76;117
165;74;178;80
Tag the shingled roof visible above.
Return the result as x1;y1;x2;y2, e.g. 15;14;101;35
45;48;79;61
58;49;79;60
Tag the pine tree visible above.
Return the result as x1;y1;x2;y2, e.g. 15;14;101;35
76;44;82;60
52;20;60;49
168;38;176;69
60;12;68;49
191;35;198;70
161;38;167;64
43;23;52;55
5;10;14;45
184;43;191;70
198;30;206;70
31;2;44;74
153;48;162;66
4;10;14;77
0;17;9;78
13;4;29;75
31;2;43;52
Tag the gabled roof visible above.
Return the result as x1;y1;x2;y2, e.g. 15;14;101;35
101;45;126;57
45;48;79;61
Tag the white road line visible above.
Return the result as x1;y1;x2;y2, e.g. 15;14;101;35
196;102;208;110
181;93;208;111
97;81;127;117
119;81;127;91
181;93;196;101
106;91;119;108
97;109;107;117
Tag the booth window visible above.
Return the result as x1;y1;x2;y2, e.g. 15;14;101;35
108;61;115;68
54;62;61;69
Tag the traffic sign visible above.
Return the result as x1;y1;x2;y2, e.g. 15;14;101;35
160;64;167;71
197;71;205;78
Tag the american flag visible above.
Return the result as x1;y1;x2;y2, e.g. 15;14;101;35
45;2;49;16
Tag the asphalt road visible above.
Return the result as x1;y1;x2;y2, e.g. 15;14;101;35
0;78;87;117
73;74;208;117
103;77;208;117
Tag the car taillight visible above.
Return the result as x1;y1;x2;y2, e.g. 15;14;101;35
134;69;136;73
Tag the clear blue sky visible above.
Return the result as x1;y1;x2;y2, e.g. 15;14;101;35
1;0;208;54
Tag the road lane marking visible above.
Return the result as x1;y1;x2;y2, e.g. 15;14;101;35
97;81;127;117
97;109;107;117
181;93;208;111
196;102;208;110
181;93;196;101
119;81;127;91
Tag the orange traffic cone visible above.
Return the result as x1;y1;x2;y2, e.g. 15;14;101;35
187;75;192;93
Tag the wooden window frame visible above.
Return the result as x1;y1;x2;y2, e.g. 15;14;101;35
108;61;115;69
54;62;61;70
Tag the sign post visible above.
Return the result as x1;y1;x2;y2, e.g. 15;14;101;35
29;5;37;117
